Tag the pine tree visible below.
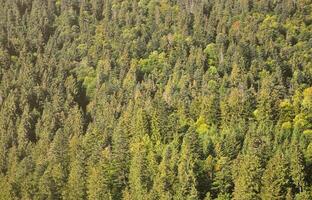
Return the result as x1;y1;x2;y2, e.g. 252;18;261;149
261;151;290;200
128;135;152;200
87;148;112;200
232;154;263;200
152;145;176;200
47;129;70;199
290;145;306;193
111;113;131;199
0;92;18;173
64;135;87;200
212;157;233;198
175;128;200;200
0;175;11;199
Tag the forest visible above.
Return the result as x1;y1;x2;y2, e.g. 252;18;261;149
0;0;311;199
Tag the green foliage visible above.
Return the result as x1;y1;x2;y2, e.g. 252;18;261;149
0;0;311;199
73;59;96;98
195;116;209;135
232;154;263;200
204;43;218;66
261;152;290;200
137;51;169;85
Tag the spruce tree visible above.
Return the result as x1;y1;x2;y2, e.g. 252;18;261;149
232;154;263;200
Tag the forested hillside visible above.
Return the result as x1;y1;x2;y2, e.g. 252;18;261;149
0;0;311;199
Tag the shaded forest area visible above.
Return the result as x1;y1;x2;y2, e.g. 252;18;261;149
0;0;312;199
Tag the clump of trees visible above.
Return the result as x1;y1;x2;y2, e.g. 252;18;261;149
0;0;311;199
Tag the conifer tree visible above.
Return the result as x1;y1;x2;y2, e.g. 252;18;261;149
64;135;87;200
87;148;112;200
176;128;200;200
0;0;311;199
232;154;263;200
261;151;290;200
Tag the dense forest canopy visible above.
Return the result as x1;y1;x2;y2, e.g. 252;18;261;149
0;0;312;199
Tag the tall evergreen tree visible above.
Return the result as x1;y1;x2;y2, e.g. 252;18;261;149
261;151;290;200
232;154;263;200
